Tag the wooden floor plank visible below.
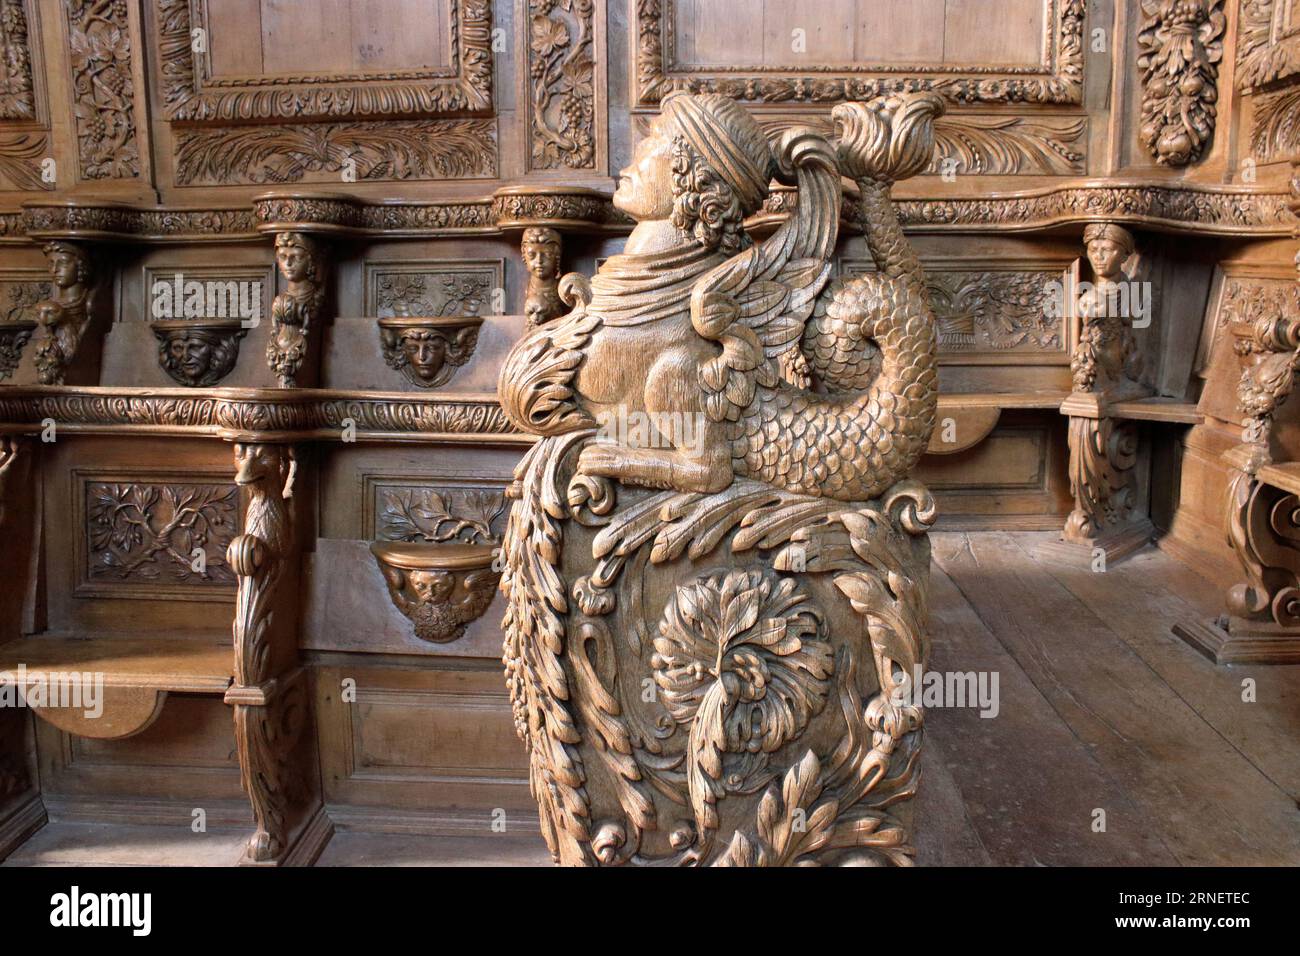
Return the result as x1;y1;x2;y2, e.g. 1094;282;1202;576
923;563;1176;865
913;744;993;866
934;531;1300;866
1019;533;1300;799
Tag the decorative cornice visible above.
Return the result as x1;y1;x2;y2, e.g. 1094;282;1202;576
0;387;523;442
7;180;1296;245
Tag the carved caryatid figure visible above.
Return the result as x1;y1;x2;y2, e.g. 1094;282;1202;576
522;226;565;328
499;92;944;866
267;233;325;388
32;241;94;385
1063;223;1150;548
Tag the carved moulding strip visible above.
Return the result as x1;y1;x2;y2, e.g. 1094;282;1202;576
7;182;1295;246
1136;0;1225;166
0;387;523;442
1237;0;1300;92
173;119;498;186
157;0;493;122
527;0;597;171
65;0;139;180
635;0;1085;107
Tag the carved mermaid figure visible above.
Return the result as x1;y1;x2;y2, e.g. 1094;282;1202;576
499;92;943;867
501;92;944;499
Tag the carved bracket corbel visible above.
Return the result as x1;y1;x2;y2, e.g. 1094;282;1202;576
0;320;35;381
377;316;482;388
370;541;500;642
151;319;247;387
31;240;103;385
226;442;331;864
267;233;328;388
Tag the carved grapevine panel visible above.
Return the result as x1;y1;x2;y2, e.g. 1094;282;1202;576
528;0;596;170
0;0;35;119
84;480;239;589
66;0;139;179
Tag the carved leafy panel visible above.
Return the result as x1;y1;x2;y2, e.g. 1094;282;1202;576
0;272;51;323
157;0;493;123
527;0;596;170
173;119;497;186
66;0;139;179
372;482;507;544
1237;0;1300;91
364;260;503;317
1251;86;1300;162
0;0;36;119
635;0;1085;107
80;477;240;596
840;260;1070;361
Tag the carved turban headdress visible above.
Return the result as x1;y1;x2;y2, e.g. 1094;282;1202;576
1083;222;1136;257
660;92;775;214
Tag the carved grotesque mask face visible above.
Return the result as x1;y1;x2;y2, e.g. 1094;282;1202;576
401;331;448;383
167;332;214;379
614;120;676;220
409;569;454;603
35;301;60;328
1087;239;1126;281
276;244;310;283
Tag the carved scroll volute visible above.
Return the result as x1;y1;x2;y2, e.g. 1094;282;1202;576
1136;0;1226;166
267;233;327;388
499;93;942;866
32;241;103;386
226;442;318;864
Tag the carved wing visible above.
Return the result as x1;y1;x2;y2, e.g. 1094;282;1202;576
693;128;841;423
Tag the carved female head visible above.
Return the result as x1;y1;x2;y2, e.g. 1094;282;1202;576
522;227;561;280
1083;223;1136;282
42;241;91;293
615;92;774;254
274;232;320;284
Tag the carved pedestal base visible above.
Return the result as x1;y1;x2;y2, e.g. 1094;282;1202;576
1062;392;1151;563
501;435;933;866
1172;617;1300;665
227;670;332;867
1042;517;1155;567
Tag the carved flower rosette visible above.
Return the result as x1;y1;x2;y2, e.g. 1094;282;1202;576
501;433;933;866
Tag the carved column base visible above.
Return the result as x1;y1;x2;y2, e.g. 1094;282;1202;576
501;435;933;866
1172;616;1300;665
226;669;332;867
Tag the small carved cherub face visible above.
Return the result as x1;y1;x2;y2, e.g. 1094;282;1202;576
401;330;448;383
408;569;454;604
522;229;561;279
1086;238;1126;282
614;120;676;220
276;243;311;283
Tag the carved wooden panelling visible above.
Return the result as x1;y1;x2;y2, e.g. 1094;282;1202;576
526;0;597;170
0;0;50;191
78;475;239;597
841;260;1070;360
173;119;498;186
1251;87;1300;162
1237;0;1300;92
635;0;1085;106
1207;273;1300;364
66;0;139;180
363;260;502;317
157;0;493;121
0;272;51;322
141;265;272;320
369;481;507;543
